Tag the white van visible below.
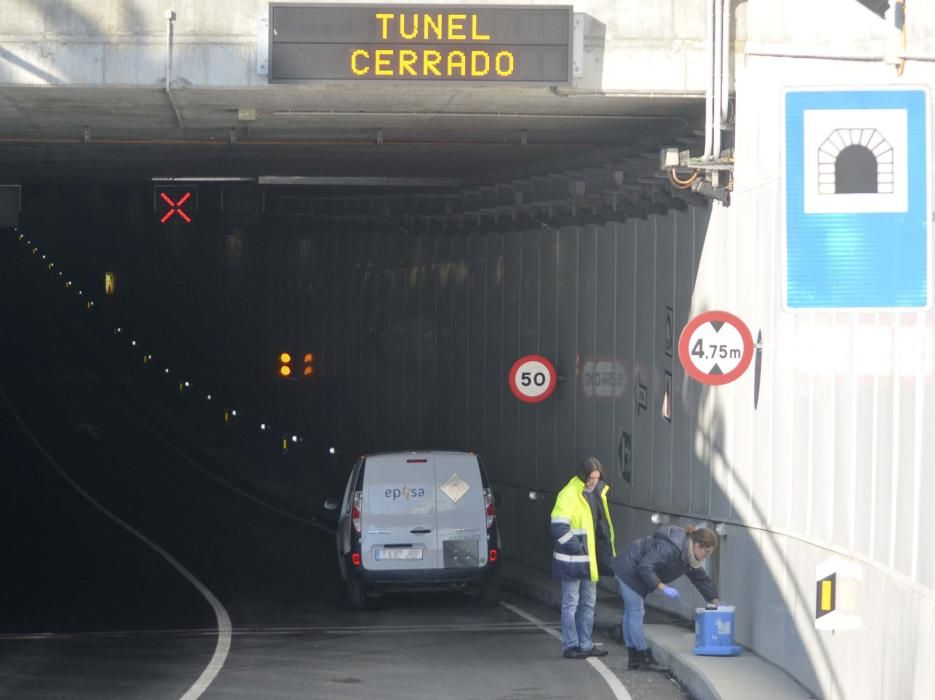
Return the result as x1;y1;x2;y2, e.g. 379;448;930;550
326;451;501;609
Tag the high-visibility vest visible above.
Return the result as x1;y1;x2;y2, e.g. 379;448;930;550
550;476;615;581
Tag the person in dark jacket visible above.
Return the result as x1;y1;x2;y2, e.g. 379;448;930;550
611;524;720;671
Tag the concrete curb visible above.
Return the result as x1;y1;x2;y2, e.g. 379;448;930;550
500;559;815;700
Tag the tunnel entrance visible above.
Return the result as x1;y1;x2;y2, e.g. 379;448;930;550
834;145;878;193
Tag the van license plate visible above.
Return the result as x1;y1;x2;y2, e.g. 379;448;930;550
375;548;423;561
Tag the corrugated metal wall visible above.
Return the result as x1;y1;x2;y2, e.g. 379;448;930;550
320;209;712;560
686;50;935;700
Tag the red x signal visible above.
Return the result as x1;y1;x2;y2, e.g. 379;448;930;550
160;191;192;223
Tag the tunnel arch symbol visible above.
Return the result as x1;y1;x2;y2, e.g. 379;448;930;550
817;128;894;195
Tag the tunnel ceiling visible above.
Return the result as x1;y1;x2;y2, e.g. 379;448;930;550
0;84;705;190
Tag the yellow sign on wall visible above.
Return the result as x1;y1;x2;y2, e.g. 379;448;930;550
815;557;863;631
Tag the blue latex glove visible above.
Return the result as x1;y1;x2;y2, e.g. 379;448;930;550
661;585;680;599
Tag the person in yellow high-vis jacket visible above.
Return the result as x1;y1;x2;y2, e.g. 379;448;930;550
550;457;616;658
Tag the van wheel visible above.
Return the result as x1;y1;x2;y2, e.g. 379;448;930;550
346;576;367;610
474;579;501;607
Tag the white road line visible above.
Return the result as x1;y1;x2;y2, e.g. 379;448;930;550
118;401;335;534
500;601;632;700
1;388;232;700
0;621;547;643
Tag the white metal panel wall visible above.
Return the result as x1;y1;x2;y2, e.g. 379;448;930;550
687;29;935;700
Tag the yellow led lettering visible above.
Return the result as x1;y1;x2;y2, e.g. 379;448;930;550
374;49;393;76
495;50;514;77
471;15;491;40
447;14;466;40
471;51;490;77
375;13;393;40
399;14;418;40
355;12;529;80
424;14;443;40
350;49;370;75
447;50;466;77
423;50;442;76
398;49;418;76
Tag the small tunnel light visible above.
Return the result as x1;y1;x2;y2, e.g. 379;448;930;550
291;435;298;443
650;513;671;525
41;254;46;260
279;352;293;378
115;327;122;333
78;290;83;295
260;423;267;430
58;271;63;277
206;394;212;401
164;368;170;374
231;409;238;417
329;446;336;455
715;523;728;536
528;491;539;501
131;340;137;346
184;381;191;388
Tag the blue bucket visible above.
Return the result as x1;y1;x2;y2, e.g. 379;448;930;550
694;605;742;656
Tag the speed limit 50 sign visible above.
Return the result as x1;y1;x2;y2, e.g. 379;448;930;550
509;355;557;403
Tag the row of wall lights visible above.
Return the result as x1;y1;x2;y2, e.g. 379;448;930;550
13;230;314;455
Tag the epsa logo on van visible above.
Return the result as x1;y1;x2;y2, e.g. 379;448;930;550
382;485;429;501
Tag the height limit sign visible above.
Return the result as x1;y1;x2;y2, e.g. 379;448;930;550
678;311;754;386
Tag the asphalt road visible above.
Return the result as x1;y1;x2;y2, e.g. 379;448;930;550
0;232;687;700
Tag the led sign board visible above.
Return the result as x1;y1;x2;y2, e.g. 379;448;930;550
269;4;572;84
154;186;198;224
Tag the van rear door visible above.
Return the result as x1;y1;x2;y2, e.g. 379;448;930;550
361;454;438;570
434;453;489;569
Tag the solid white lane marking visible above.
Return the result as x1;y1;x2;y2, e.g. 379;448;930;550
1;388;232;700
0;621;545;641
500;601;632;700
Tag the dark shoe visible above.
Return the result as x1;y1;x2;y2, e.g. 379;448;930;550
563;647;588;659
584;646;608;657
637;648;669;672
627;647;641;670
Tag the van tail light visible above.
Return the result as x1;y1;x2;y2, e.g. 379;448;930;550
489;549;498;562
351;491;362;534
483;487;496;530
351;552;361;567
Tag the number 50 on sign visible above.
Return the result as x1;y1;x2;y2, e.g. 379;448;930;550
509;355;557;403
